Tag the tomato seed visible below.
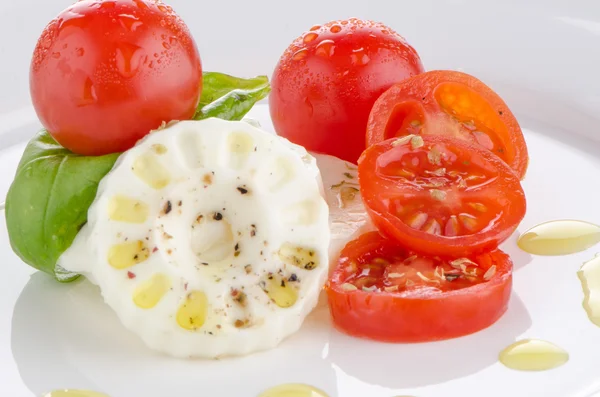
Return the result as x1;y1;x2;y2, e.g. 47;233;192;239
444;216;459;237
407;212;428;229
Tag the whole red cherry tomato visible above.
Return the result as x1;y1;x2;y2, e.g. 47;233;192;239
270;18;424;163
30;0;202;155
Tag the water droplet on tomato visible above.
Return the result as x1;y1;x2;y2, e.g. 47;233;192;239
303;32;318;43
148;61;154;69
99;1;116;9
51;52;61;59
341;20;349;25
153;53;159;58
304;97;314;116
330;25;342;33
382;29;390;35
315;40;335;58
133;0;149;9
76;48;84;57
162;41;171;49
499;339;569;371
158;4;168;12
118;14;143;32
351;48;370;66
81;77;98;105
310;25;321;31
58;8;86;30
40;34;53;50
62;43;68;50
160;19;166;27
115;42;143;78
292;49;308;61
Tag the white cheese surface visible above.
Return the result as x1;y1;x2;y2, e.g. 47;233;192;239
59;118;332;359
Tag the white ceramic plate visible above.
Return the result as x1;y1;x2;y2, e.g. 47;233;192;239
2;0;600;396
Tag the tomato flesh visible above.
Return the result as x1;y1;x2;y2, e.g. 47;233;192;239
366;70;528;179
326;231;513;342
30;0;202;155
270;18;424;164
358;134;526;257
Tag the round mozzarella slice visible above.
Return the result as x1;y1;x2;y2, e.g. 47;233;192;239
58;118;330;359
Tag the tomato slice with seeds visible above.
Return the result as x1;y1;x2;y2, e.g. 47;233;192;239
326;231;513;342
366;70;528;179
358;134;526;257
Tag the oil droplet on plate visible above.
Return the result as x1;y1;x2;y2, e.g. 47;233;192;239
258;383;329;397
578;254;600;327
499;339;569;371
43;390;109;397
517;220;600;255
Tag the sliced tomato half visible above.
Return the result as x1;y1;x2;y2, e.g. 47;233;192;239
326;231;513;342
358;134;526;257
366;70;528;179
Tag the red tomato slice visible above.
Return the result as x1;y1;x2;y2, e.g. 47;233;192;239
366;70;528;179
326;231;513;342
358;134;526;257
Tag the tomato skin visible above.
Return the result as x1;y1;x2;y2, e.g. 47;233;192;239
30;0;202;155
358;135;526;257
269;18;424;164
326;232;513;342
366;70;528;179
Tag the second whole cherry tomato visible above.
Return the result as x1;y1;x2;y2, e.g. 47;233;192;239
270;18;424;164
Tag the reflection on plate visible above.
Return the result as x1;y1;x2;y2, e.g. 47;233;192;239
12;269;531;396
12;273;336;396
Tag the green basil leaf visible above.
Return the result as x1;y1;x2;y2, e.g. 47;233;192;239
194;72;271;121
5;131;119;282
